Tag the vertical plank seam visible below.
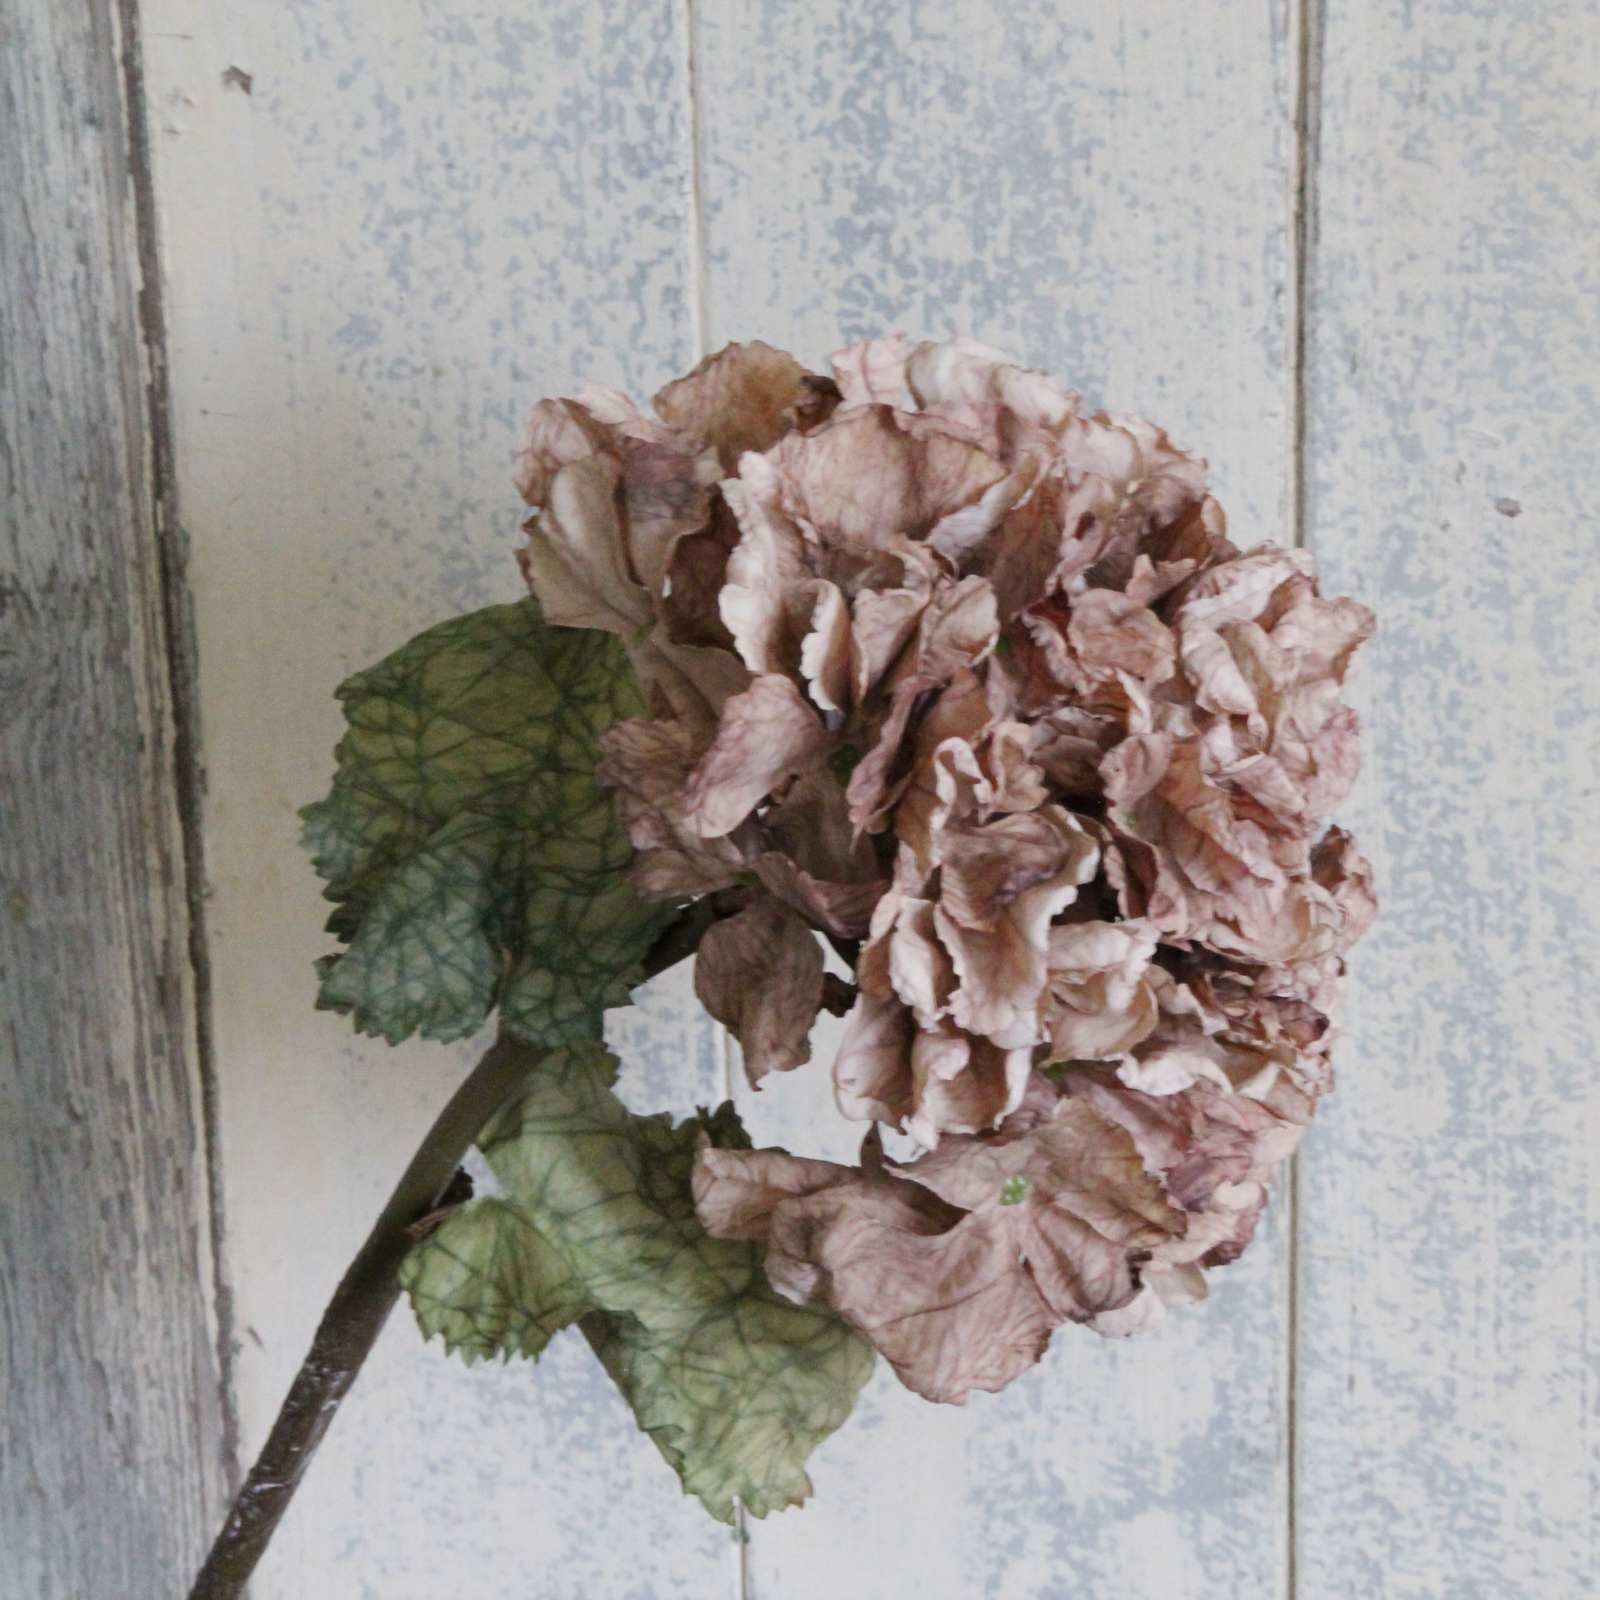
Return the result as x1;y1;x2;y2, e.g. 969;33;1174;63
1290;0;1324;546
680;2;742;1590
114;0;242;1506
679;0;712;359
1287;0;1325;1595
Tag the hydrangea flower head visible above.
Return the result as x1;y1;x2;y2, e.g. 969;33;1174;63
517;335;1374;1402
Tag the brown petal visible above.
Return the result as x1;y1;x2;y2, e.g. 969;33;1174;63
986;477;1073;620
893;1091;1185;1321
751;852;885;940
874;671;996;861
905;338;1080;463
660;491;742;653
1045;920;1161;1060
615;435;719;601
596;715;748;895
849;543;943;703
761;771;882;887
939;810;1095;932
832;991;915;1124
628;630;750;732
769;405;1009;552
521;455;651;634
937;809;1101;1048
984;721;1050;813
1067;588;1177;682
1175;545;1314;632
927;471;1034;562
1311;825;1378;951
914;575;1001;684
797;579;852;712
694;899;825;1085
514;397;612;506
653;340;817;470
845;679;922;836
719;453;812;677
1101;732;1172;805
1268;587;1375;684
1064;1066;1295;1212
1089;1268;1205;1337
907;1027;1032;1145
692;1141;856;1242
762;1165;1056;1403
683;674;829;838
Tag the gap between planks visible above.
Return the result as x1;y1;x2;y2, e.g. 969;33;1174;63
680;1;748;1588
113;0;241;1505
1286;0;1326;1595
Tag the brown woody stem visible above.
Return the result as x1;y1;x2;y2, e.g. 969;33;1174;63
187;903;713;1600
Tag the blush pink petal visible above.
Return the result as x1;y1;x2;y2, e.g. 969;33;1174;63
797;578;853;713
906;1027;1033;1146
938;808;1100;1048
1045;919;1161;1060
829;333;911;406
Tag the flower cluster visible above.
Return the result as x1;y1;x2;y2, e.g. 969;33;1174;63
516;335;1374;1403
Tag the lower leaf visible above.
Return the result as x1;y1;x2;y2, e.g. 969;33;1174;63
399;1041;874;1522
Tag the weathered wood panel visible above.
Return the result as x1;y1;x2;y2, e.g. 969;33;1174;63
0;2;226;1594
691;3;1304;1595
138;1;739;1593
136;0;1600;1592
1296;1;1600;1594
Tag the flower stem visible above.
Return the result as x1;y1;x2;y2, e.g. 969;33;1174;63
186;904;713;1600
187;1032;535;1599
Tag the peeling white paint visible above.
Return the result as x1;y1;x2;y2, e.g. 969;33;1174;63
140;0;1599;1595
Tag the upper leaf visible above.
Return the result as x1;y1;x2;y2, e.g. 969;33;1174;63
400;1041;875;1521
302;600;673;1045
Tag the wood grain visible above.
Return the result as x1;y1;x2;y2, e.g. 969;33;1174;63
0;1;226;1594
137;2;739;1593
129;0;1600;1593
691;2;1304;1595
1295;1;1600;1594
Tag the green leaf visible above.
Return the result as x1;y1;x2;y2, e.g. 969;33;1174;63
400;1042;875;1521
301;600;672;1045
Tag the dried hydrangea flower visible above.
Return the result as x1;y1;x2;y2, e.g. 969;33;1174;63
516;335;1375;1401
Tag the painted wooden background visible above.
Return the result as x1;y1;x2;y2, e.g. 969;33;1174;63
4;0;1595;1594
1;5;226;1597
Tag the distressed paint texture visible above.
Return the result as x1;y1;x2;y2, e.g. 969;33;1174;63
118;0;1600;1595
0;2;225;1594
140;3;734;1594
1296;2;1600;1595
692;3;1301;1595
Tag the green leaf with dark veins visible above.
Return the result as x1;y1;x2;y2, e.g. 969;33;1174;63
301;600;671;1045
400;1041;875;1521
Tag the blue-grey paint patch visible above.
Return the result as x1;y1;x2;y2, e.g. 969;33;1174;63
1299;1;1600;1595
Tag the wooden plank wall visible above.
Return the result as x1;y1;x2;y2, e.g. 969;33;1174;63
1296;1;1600;1593
137;2;737;1593
696;5;1303;1596
5;0;1590;1593
0;2;226;1595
